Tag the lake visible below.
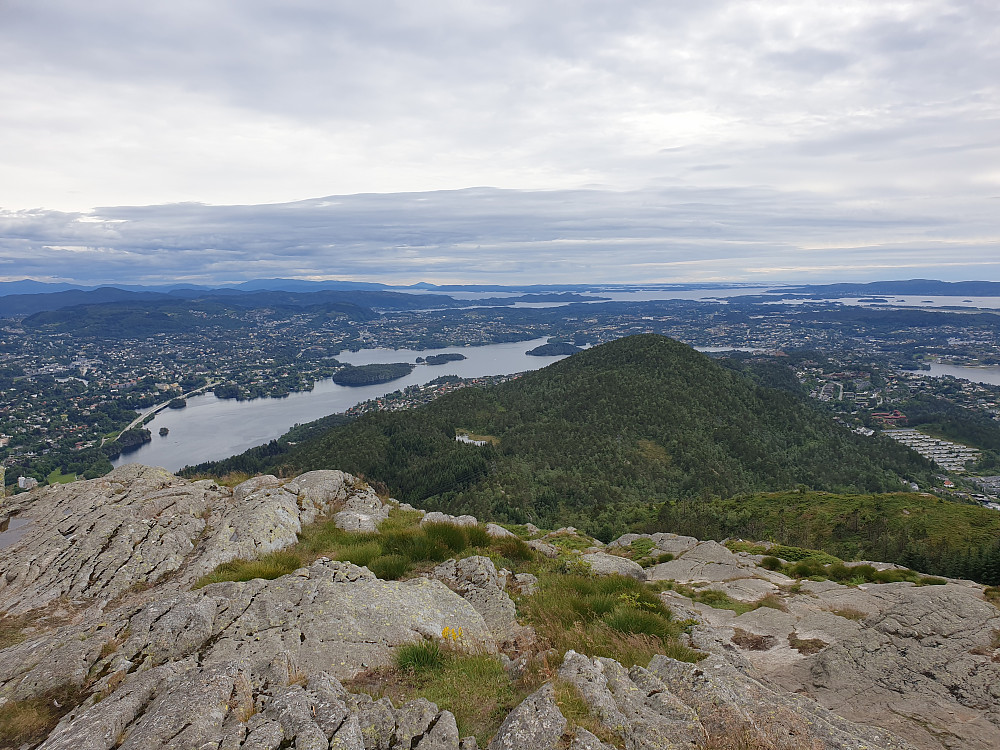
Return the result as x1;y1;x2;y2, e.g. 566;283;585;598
926;363;1000;387
113;337;571;472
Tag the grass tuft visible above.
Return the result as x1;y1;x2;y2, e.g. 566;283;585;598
355;649;519;747
0;685;84;747
787;632;828;654
603;607;675;640
423;522;469;553
193;550;302;588
0;614;29;650
984;586;1000;606
491;536;534;562
369;554;410;580
395;640;445;673
519;572;699;667
552;680;623;748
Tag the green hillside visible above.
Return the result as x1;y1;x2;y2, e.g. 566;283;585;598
655;489;1000;584
194;335;933;538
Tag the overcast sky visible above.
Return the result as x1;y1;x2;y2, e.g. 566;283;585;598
2;1;998;286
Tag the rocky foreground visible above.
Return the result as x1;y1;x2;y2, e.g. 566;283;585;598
1;466;998;750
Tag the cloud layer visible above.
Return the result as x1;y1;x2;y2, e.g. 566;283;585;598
2;186;997;285
1;1;998;283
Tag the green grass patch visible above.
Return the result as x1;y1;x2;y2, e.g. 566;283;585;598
767;558;946;587
424;522;472;553
657;582;787;616
193;507;537;588
519;572;700;667
193;550;302;588
353;649;520;747
725;540;840;565
45;469;76;485
369;554;409;580
395;640;446;673
628;538;655;557
489;536;534;563
547;533;595;552
612;538;674;568
500;524;541;540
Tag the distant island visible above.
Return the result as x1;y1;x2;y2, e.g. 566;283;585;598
418;353;467;365
526;342;583;356
333;362;415;386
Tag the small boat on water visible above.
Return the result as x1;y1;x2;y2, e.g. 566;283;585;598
159;427;169;436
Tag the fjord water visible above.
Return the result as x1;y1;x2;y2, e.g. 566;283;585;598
926;363;1000;386
112;338;569;473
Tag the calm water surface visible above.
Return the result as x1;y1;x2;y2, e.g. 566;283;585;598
113;338;569;472
925;363;1000;387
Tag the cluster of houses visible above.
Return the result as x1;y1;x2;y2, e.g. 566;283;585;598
884;428;980;472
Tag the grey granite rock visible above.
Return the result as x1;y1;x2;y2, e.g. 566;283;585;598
414;710;460;749
0;465;372;615
485;523;516;539
795;583;1000;750
422;511;478;527
488;684;566;750
511;573;539;596
580;552;647;580
5;467;997;750
568;728;616;750
0;558;496;718
36;651;467;750
432;556;517;642
649;653;913;750
646;540;755;583
526;539;559;558
558;650;703;749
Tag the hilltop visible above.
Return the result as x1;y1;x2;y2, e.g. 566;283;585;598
190;335;933;537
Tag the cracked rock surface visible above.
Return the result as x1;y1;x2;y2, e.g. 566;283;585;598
0;465;365;615
622;532;1000;750
38;655;474;750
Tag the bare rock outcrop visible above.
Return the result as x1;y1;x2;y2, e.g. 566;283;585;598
36;655;475;750
0;559;494;707
580;551;647;580
0;466;365;615
485;650;912;750
432;556;519;644
4;468;999;750
422;511;478;527
487;683;565;750
633;533;1000;750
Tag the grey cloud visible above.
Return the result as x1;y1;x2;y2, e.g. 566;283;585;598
763;48;853;78
0;0;997;275
0;186;996;286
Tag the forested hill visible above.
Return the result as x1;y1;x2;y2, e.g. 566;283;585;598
190;335;934;537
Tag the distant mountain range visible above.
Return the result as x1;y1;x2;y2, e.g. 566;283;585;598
1;287;604;322
4;277;998;318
